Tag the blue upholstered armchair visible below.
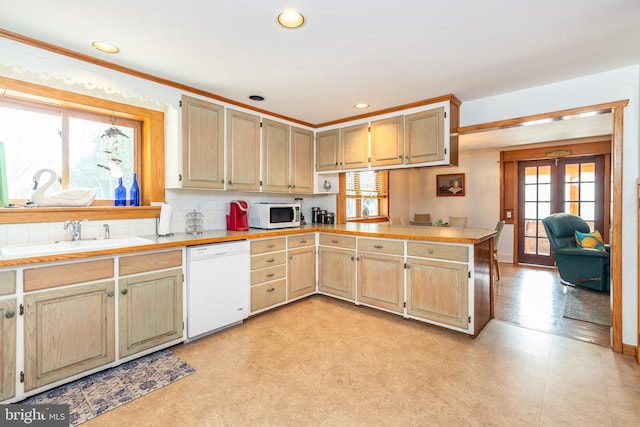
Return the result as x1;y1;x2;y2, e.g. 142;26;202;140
541;213;610;292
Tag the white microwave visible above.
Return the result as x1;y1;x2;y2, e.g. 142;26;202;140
249;203;301;229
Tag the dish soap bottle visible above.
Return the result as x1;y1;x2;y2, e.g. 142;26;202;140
114;177;126;206
129;173;140;206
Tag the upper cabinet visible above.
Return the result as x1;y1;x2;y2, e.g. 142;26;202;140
290;126;315;193
315;96;460;173
262;119;291;192
226;109;261;191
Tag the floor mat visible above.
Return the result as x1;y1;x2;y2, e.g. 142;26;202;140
21;348;195;426
563;286;612;326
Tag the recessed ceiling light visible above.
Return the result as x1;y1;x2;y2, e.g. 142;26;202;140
277;9;305;29
91;40;119;54
355;103;369;109
249;95;265;101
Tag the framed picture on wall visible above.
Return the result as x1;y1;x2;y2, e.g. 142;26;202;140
436;173;465;197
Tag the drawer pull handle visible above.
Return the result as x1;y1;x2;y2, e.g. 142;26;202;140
266;273;275;278
428;248;434;254
266;287;275;292
266;258;275;263
266;244;275;248
299;240;307;244
331;239;340;243
5;310;15;319
374;245;383;249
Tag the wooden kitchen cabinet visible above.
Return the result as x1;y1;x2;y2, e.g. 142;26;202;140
316;129;340;171
0;297;17;401
119;268;183;357
406;257;469;329
370;115;404;167
404;106;445;164
262;118;291;192
24;281;116;391
318;246;356;300
287;234;316;299
356;238;405;313
291;126;315;193
340;123;369;169
226;109;261;191
180;95;225;189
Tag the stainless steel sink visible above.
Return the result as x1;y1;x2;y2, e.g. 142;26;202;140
0;236;154;258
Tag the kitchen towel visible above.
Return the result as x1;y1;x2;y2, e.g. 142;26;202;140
157;203;173;236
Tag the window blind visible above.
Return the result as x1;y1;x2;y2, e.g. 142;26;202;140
346;171;388;197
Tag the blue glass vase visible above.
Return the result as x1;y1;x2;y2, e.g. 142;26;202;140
129;173;140;206
114;177;126;206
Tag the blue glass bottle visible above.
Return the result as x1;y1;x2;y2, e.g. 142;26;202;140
129;173;140;206
114;177;126;206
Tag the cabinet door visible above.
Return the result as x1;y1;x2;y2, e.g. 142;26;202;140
370;116;404;167
24;281;115;391
406;258;468;329
340;123;369;169
357;252;404;313
288;246;316;299
0;298;16;401
181;95;225;189
291;126;314;193
318;246;356;300
119;268;183;357
405;106;445;164
262;118;291;192
226;109;261;190
316;129;340;171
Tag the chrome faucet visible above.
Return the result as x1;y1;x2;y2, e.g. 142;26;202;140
103;224;110;239
63;220;85;241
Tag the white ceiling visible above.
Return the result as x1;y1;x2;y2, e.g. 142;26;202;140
1;0;638;144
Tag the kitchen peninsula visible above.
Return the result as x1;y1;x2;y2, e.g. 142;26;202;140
0;223;495;403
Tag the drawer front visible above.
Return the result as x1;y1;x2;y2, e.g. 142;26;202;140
358;238;404;255
0;270;16;296
251;251;287;270
251;238;286;255
251;264;286;285
407;242;468;262
319;234;356;249
251;279;286;312
119;250;183;276
24;259;114;292
287;233;316;249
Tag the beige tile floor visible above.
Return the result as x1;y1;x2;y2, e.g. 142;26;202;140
85;296;640;426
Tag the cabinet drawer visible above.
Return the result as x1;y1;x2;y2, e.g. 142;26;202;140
251;279;286;312
251;251;286;270
119;250;182;276
251;238;286;254
24;259;114;292
319;234;356;249
0;270;16;296
358;238;404;255
251;264;286;285
288;233;315;249
407;242;468;262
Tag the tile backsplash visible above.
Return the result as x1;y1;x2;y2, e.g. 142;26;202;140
0;190;336;247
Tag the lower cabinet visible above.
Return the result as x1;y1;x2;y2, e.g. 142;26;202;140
357;251;404;313
318;246;356;300
405;257;469;329
250;238;287;312
119;268;183;358
24;281;116;391
287;246;316;299
0;297;17;400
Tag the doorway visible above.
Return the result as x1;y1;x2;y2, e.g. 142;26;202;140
517;155;607;266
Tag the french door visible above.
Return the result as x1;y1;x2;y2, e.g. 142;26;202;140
517;156;606;266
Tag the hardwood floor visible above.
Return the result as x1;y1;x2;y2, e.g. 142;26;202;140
494;262;611;347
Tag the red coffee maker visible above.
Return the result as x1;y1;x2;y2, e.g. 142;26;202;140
226;200;249;231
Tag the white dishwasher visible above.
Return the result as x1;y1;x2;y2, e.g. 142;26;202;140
186;240;250;340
